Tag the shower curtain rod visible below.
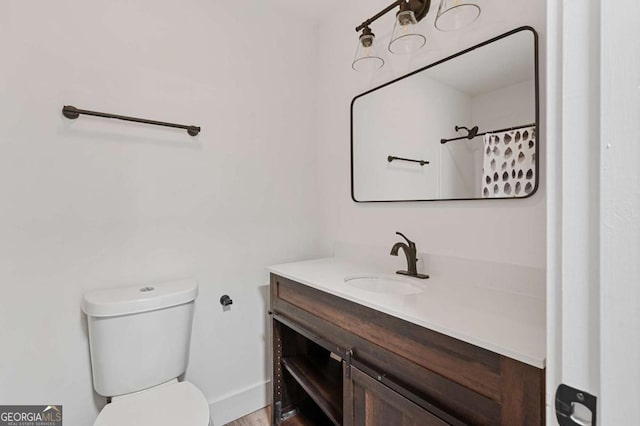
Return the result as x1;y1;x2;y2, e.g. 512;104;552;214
62;105;201;136
440;123;535;144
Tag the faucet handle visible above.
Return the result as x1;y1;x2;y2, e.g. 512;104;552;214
395;232;416;249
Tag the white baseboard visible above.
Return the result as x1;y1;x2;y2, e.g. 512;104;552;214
210;380;271;426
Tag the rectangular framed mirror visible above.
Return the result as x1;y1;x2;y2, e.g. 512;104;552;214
351;27;539;202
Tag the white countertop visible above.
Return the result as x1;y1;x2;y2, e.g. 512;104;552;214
268;257;545;368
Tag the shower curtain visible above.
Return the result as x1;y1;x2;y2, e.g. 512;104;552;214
481;126;536;198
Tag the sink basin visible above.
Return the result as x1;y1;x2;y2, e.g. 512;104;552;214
344;274;424;295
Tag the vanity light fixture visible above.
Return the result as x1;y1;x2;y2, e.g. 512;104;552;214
434;0;481;32
352;0;481;71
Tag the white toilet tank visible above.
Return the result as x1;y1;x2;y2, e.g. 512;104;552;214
81;280;199;397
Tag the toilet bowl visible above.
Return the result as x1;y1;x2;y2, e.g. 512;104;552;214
81;280;211;426
94;380;210;426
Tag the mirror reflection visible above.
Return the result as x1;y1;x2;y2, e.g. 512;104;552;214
351;28;538;202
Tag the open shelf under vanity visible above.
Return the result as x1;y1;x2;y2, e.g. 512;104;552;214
281;355;343;425
275;317;344;425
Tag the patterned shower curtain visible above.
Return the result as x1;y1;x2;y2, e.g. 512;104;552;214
482;126;536;198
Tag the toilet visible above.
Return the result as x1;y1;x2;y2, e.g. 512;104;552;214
81;279;211;426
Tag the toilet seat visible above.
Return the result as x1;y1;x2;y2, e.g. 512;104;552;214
94;381;209;426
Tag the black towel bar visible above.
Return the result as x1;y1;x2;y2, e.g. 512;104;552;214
387;155;429;166
62;105;201;136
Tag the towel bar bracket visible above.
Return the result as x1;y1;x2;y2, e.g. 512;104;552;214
62;106;80;120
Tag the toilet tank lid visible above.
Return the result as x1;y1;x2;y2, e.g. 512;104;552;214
82;279;198;317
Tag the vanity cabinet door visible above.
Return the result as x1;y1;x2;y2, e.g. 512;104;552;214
345;365;452;426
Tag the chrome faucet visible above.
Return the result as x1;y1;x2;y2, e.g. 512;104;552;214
390;232;429;279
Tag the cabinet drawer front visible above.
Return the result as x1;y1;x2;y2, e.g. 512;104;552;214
348;366;452;426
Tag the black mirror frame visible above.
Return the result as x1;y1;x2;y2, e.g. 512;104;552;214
350;26;540;203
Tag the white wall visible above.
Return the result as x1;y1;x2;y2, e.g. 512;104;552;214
315;0;546;268
0;1;325;424
471;80;536;131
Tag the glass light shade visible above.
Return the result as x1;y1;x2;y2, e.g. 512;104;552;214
388;10;426;55
352;34;384;72
435;0;481;31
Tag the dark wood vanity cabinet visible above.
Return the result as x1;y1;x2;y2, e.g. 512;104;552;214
270;274;544;426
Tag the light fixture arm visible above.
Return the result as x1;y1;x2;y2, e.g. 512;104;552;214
355;0;431;32
355;0;404;32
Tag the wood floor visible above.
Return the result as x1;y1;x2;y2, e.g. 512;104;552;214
224;406;271;426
